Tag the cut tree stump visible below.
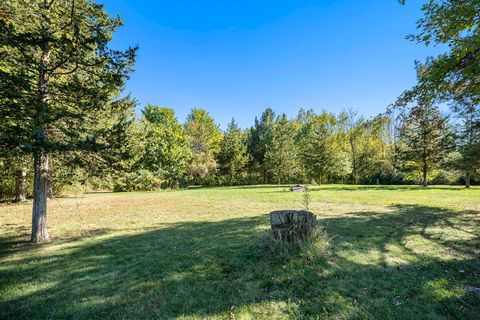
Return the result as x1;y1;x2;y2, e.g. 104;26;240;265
289;185;306;192
269;210;317;243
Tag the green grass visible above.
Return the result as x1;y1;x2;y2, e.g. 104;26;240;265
1;185;479;319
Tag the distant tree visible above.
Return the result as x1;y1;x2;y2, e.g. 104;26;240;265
297;111;338;184
141;106;190;187
247;108;275;183
265;114;299;184
338;109;365;184
184;108;222;183
217;119;249;185
451;95;480;188
0;0;136;243
398;99;452;187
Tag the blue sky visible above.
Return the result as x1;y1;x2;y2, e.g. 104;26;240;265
102;0;441;129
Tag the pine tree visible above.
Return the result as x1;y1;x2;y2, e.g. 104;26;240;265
265;114;299;184
217;119;249;185
247;108;275;183
451;95;480;188
398;100;451;187
0;0;136;243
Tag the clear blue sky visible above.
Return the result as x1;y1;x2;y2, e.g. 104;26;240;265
102;0;441;129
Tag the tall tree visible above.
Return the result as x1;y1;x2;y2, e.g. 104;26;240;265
265;114;299;184
247;108;275;183
141;105;190;187
0;0;136;243
184;108;222;183
338;109;364;184
297;111;338;184
217;119;249;185
398;99;451;187
452;95;480;188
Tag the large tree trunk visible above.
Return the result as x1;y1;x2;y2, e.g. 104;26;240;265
465;170;471;189
15;169;27;202
31;152;49;244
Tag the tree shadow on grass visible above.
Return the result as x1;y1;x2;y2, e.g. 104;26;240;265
1;206;479;319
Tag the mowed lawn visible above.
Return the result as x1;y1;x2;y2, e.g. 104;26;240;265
1;185;479;319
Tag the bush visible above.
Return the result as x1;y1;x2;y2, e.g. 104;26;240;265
113;170;163;192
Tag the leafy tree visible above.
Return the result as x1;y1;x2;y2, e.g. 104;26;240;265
400;0;479;104
184;108;222;183
0;0;136;243
338;109;365;183
217;119;249;185
141;105;190;187
265;114;299;184
398;99;452;187
355;116;394;184
247;108;275;183
297;111;338;184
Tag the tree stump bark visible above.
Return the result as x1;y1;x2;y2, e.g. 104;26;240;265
269;210;317;243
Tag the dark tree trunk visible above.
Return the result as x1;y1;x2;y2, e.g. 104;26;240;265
466;171;471;189
422;160;428;187
31;152;49;244
15;169;27;202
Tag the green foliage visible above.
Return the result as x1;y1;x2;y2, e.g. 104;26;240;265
247;108;276;183
217;119;249;185
113;169;163;192
141;105;190;187
184;108;222;183
397;100;452;186
265;114;299;184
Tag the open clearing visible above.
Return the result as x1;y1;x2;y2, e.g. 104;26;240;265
1;185;479;319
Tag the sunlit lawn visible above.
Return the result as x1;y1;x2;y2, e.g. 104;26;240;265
1;185;479;319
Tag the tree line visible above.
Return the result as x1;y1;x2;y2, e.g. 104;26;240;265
0;0;478;243
2;101;478;198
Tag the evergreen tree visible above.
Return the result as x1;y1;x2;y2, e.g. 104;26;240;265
265;114;299;184
0;0;136;243
451;95;480;188
217;119;249;185
398;100;451;187
247;108;275;183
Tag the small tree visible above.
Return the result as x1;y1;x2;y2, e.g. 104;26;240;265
398;99;451;187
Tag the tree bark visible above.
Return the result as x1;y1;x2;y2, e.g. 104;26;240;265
15;169;27;202
466;170;471;189
31;152;49;243
47;176;54;199
422;160;428;187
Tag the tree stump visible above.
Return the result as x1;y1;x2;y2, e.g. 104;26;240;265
289;185;306;192
269;210;317;243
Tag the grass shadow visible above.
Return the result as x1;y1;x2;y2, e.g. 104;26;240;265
1;206;479;319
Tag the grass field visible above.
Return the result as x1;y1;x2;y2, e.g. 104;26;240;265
1;185;479;319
